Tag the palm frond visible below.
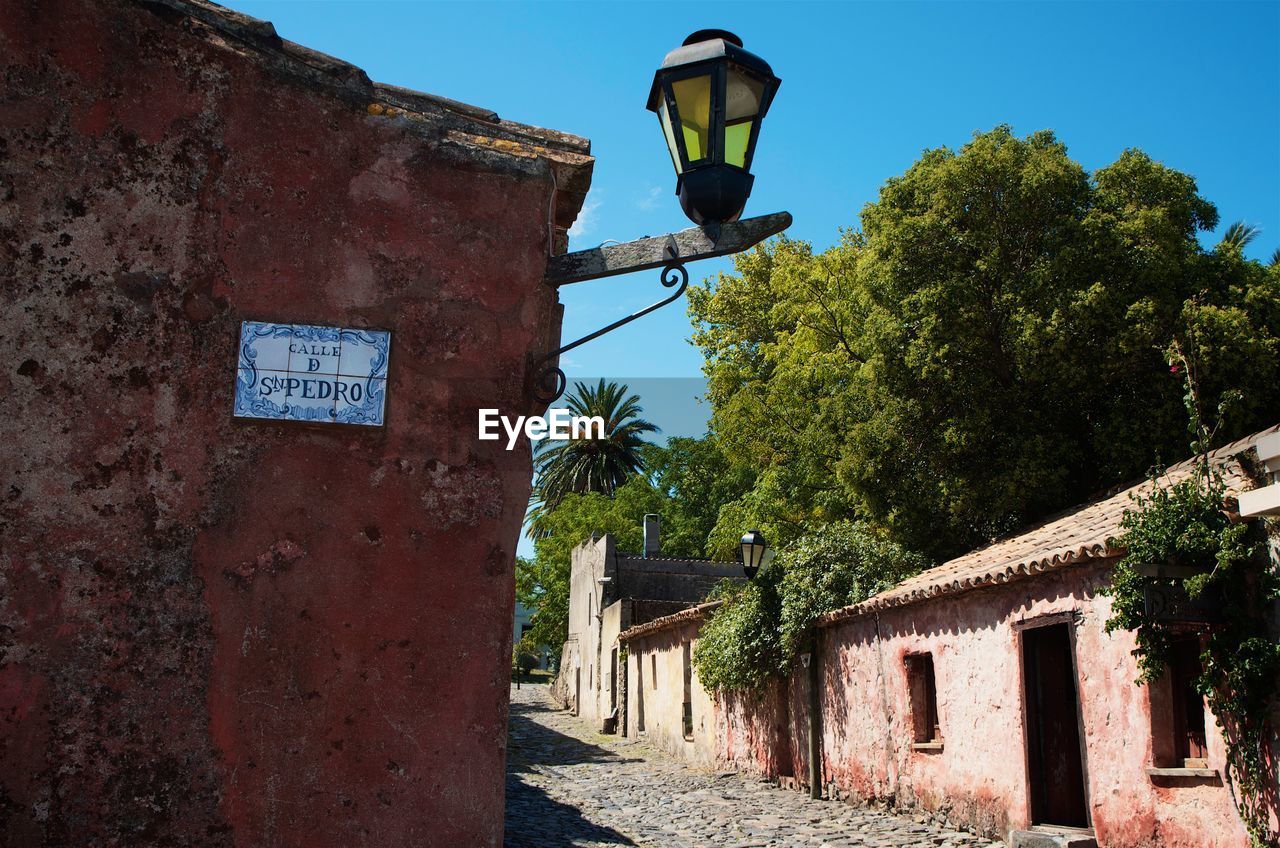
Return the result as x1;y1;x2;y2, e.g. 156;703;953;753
525;379;660;537
1217;220;1261;253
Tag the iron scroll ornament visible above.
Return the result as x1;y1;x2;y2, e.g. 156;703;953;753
534;241;689;404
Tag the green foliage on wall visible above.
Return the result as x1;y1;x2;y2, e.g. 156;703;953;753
692;576;784;693
1105;354;1279;847
776;522;927;661
1105;466;1280;847
693;521;927;692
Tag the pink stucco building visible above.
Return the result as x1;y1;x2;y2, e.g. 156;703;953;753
621;426;1280;848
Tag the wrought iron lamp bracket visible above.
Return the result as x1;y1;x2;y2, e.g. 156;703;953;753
534;236;687;403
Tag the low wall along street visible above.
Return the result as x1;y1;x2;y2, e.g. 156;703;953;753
0;1;593;845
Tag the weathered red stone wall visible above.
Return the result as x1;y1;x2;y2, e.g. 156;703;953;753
713;564;1255;847
0;1;576;845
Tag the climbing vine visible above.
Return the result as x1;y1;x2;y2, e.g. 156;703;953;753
1105;337;1280;847
693;521;925;693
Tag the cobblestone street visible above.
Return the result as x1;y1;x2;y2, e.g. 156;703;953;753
504;684;1002;848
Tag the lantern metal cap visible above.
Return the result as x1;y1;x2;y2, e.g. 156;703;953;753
684;29;741;47
646;31;778;113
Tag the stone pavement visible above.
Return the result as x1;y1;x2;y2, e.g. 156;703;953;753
504;683;1002;848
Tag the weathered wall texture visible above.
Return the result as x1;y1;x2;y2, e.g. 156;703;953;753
704;562;1254;847
0;1;590;845
625;620;717;768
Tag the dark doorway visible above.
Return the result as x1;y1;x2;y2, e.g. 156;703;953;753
574;667;581;716
636;655;645;732
1022;623;1089;828
610;648;618;712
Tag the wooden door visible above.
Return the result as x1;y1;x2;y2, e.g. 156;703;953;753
1023;623;1089;827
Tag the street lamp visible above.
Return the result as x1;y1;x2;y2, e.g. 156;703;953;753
533;32;790;404
740;529;768;579
647;30;781;227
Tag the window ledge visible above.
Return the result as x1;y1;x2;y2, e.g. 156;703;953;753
1146;767;1220;781
912;741;944;752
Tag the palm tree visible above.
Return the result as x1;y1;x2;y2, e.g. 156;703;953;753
1270;247;1279;268
1216;220;1261;254
526;379;658;537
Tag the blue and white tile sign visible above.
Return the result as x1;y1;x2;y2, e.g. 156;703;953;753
234;321;391;426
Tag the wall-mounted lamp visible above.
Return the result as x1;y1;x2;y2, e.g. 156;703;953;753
740;528;768;579
534;32;789;404
647;30;781;227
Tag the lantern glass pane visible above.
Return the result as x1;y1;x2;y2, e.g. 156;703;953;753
725;119;752;168
672;74;712;162
658;99;683;174
725;67;765;121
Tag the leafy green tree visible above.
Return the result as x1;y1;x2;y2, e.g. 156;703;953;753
690;126;1280;561
693;521;927;692
643;435;756;559
527;379;658;536
516;477;667;649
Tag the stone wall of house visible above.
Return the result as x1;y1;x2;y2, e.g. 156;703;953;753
0;1;590;845
616;555;742;602
625;619;718;768
709;562;1254;848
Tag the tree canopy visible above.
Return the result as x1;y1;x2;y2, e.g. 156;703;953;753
693;521;926;691
689;125;1280;562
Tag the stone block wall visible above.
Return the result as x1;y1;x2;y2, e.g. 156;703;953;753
0;1;590;845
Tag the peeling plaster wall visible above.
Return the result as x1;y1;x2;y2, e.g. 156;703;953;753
624;621;717;768
709;563;1253;847
0;1;581;845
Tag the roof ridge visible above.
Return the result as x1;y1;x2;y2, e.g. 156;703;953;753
619;600;723;642
815;421;1278;628
137;0;591;155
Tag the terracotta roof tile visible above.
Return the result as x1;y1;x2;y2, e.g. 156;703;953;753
619;600;722;643
815;423;1277;627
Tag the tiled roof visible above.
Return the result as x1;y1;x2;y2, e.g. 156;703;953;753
619;601;722;643
815;424;1277;628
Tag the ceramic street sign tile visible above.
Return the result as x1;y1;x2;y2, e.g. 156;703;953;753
234;321;391;426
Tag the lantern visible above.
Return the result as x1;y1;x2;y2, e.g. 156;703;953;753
647;30;781;226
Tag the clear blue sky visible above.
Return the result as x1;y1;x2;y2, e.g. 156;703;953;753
232;0;1279;387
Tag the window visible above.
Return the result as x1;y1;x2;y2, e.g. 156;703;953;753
651;654;657;689
906;653;941;746
682;641;694;740
1171;640;1208;765
1151;637;1208;769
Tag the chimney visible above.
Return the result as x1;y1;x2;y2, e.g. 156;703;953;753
643;514;660;558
